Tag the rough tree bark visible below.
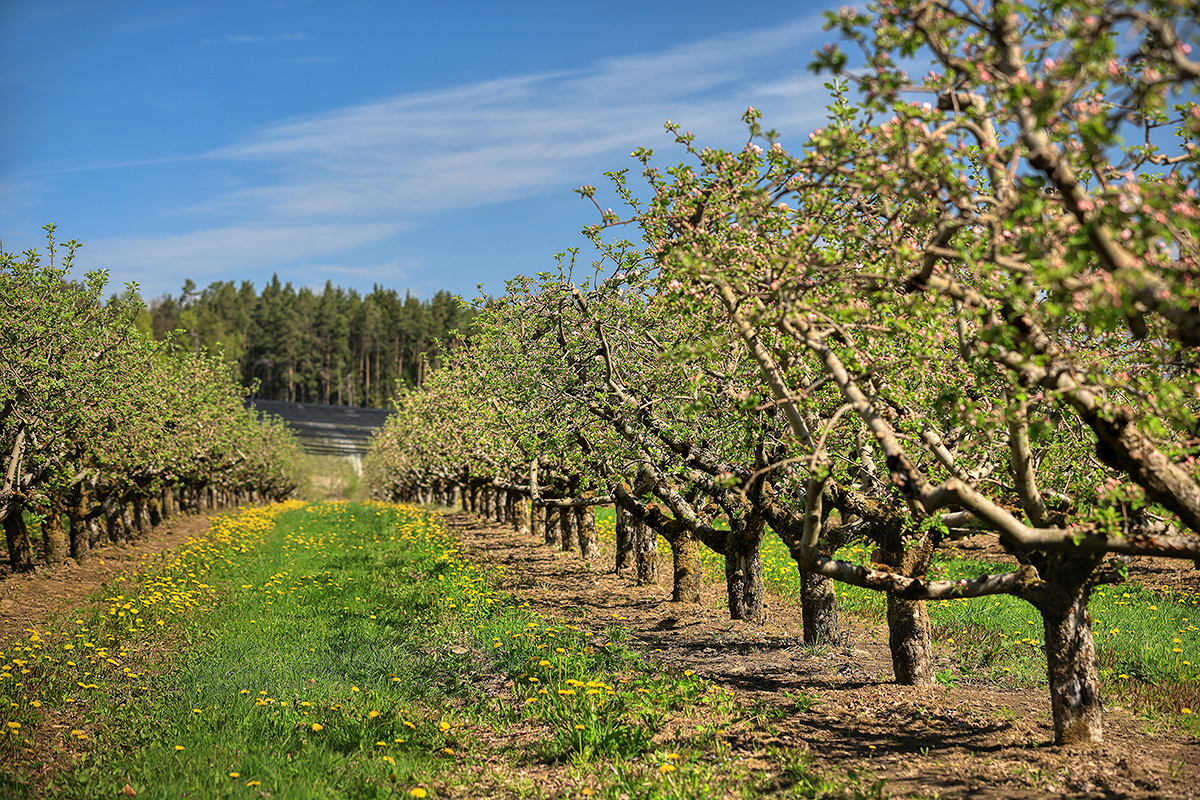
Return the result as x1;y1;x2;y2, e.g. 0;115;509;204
544;507;561;547
3;510;35;572
876;532;936;686
633;514;658;585
560;504;578;552
722;518;767;621
1031;551;1105;745
669;530;702;604
513;493;530;536
41;502;68;567
615;505;633;573
530;499;544;540
575;506;599;561
801;570;841;644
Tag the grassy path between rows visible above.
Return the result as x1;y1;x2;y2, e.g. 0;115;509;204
0;502;868;800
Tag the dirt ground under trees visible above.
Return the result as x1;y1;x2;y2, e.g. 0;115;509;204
444;513;1200;799
0;513;214;643
2;508;1200;798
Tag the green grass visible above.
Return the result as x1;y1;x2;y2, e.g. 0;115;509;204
0;502;866;799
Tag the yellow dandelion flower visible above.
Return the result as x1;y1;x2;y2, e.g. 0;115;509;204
229;772;240;778
174;745;184;751
409;789;428;798
311;723;324;731
659;763;677;773
368;710;381;718
574;724;585;730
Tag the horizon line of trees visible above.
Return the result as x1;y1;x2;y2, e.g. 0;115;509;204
127;276;475;409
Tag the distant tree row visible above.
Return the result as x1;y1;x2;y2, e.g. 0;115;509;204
136;276;475;407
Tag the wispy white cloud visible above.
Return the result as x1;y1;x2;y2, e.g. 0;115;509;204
207;14;833;224
82;15;836;296
84;221;408;291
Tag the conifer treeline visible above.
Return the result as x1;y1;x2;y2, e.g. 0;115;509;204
141;275;474;408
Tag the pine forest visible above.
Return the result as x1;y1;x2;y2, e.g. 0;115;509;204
135;276;475;407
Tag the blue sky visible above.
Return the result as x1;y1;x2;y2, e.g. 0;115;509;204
1;1;847;304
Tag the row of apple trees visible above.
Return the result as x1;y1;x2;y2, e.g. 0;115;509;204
1;227;305;572
365;0;1199;747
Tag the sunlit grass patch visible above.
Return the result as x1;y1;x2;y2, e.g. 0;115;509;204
2;501;851;799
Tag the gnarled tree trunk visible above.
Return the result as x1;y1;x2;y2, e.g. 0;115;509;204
1030;551;1105;746
615;506;633;574
544;507;561;547
513;493;530;536
41;502;68;567
876;531;936;686
722;519;766;621
4;510;35;572
669;530;702;604
633;514;658;585
560;505;578;552
575;506;599;561
801;570;840;644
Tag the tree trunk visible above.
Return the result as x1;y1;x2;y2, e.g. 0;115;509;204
162;486;177;519
615;506;633;574
530;500;544;540
514;494;530;536
670;532;702;604
544;507;561;547
887;594;935;685
724;547;763;621
41;503;68;567
723;521;766;621
133;496;152;539
633;515;658;585
67;492;90;565
3;511;35;572
560;505;577;552
87;516;104;548
801;570;841;645
877;534;936;686
148;495;163;527
575;506;599;561
1041;590;1103;745
108;500;128;545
